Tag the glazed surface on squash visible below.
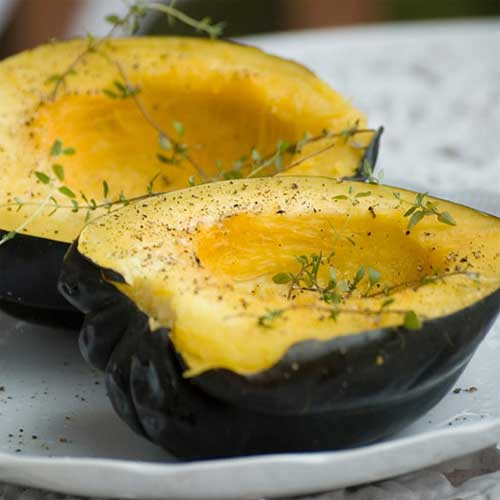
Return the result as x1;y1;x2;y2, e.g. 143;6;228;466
77;177;500;376
0;37;369;242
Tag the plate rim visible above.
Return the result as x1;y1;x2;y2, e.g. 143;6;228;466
1;418;500;499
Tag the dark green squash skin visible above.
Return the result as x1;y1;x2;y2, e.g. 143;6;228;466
0;230;82;327
59;240;500;459
0;231;71;310
351;126;383;180
0;131;381;316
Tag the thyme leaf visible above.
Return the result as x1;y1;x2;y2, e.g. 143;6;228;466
403;311;422;330
394;192;457;230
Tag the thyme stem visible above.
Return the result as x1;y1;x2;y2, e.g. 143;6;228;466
365;270;479;298
111;59;209;179
48;20;126;101
0;190;158;216
234;305;427;328
47;1;223;102
0;188;56;246
140;1;224;38
245;128;374;179
285;304;427;317
281;141;337;172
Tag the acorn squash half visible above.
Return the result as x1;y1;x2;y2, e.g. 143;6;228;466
59;177;500;458
0;37;379;312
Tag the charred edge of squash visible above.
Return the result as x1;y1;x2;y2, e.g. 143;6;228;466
58;241;500;458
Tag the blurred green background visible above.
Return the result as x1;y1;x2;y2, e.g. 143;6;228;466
149;0;500;37
1;0;499;58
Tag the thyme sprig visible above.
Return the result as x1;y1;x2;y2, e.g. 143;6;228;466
273;252;338;302
0;139;76;245
265;253;482;331
0;191;56;247
103;80;141;99
47;1;223;101
272;253;382;302
135;1;224;38
199;123;376;184
256;305;424;331
41;0;223;195
332;185;372;206
273;252;479;304
365;269;480;298
104;55;209;180
393;191;456;230
0;139;162;240
0;171;161;226
361;159;383;184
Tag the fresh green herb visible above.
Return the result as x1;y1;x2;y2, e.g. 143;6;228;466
102;180;110;199
50;139;63;157
361;159;383;184
380;297;395;309
272;273;294;284
35;172;51;184
366;267;381;295
47;1;224;101
349;266;365;293
0;231;16;245
271;252;332;301
52;164;65;181
50;139;76;158
255;303;424;330
0;139;168;239
173;120;185;137
154;121;199;172
272;253;382;305
58;186;76;198
403;311;422;330
258;309;284;328
366;269;480;298
158;133;172;151
146;173;161;195
119;2;225;39
0;185;59;247
103;80;141;99
195;122;377;186
333;185;372;207
394;191;456;230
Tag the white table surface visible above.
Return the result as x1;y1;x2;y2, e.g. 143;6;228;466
1;18;500;500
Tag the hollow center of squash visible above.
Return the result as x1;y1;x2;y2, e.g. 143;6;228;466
34;78;298;199
196;213;432;292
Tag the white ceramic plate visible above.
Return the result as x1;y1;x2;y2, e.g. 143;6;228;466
1;308;499;499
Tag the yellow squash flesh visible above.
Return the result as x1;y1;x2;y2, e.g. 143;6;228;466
0;37;370;242
77;177;500;376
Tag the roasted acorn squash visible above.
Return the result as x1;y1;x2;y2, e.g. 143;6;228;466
0;37;379;311
59;177;500;458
